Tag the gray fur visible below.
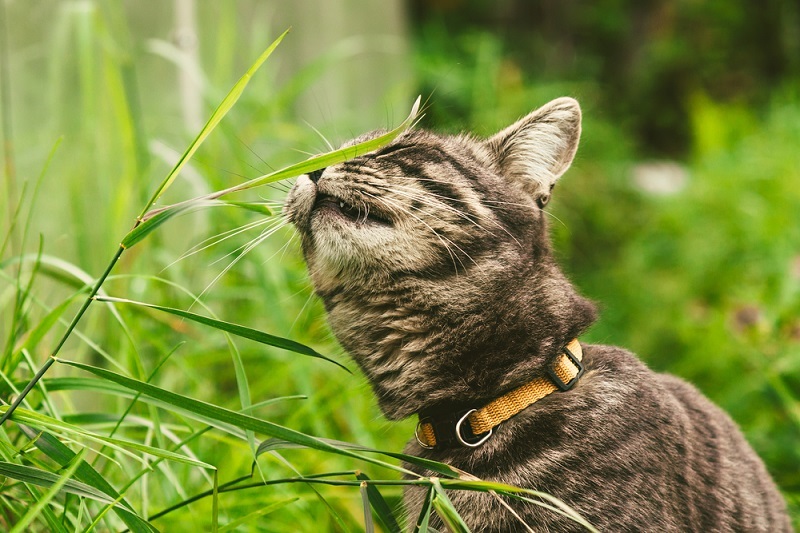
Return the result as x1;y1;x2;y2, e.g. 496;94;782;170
285;98;791;531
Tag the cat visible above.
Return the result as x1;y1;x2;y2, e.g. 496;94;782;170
284;98;791;531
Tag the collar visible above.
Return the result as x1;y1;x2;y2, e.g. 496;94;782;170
415;339;584;450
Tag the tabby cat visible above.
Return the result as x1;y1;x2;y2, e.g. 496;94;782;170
285;98;791;531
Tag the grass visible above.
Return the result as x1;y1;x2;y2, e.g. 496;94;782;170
1;3;798;531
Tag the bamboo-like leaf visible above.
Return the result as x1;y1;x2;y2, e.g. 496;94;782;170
216;96;421;194
0;460;120;506
94;295;349;372
4;406;213;470
55;359;415;476
257;437;464;479
356;471;402;533
413;485;436;533
122;204;192;248
18;425;156;533
216;498;298;532
8;451;87;533
139;28;289;216
430;478;471;533
360;481;375;533
139;96;422;223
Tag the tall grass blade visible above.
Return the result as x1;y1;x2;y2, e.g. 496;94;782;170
360;480;376;533
356;471;402;533
56;358;416;476
139;96;422;223
430;478;470;532
7;450;87;533
413;485;435;533
94;295;348;372
17;424;156;533
140;28;289;216
0;457;121;506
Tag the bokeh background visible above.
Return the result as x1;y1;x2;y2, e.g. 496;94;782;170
1;0;798;530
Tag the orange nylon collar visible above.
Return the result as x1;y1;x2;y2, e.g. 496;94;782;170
415;339;584;449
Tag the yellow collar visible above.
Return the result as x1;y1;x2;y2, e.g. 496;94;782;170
415;339;584;449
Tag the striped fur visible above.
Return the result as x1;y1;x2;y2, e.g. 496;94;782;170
285;98;790;531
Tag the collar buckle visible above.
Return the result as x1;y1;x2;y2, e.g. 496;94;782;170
455;409;492;447
546;344;584;391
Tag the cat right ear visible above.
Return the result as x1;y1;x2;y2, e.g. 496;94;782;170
484;97;582;208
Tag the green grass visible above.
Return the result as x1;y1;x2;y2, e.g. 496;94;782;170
1;3;798;531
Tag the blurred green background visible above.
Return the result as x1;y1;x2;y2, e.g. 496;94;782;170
1;0;798;530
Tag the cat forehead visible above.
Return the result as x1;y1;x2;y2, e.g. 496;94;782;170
341;129;480;162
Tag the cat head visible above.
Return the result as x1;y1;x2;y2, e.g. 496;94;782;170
285;98;595;419
286;97;581;288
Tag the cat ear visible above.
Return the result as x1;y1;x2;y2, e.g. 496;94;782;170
484;97;581;208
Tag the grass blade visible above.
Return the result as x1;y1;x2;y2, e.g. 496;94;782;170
0;457;120;506
430;478;470;533
139;28;289;216
139;96;422;223
55;358;415;476
413;485;435;533
360;480;375;533
356;471;402;533
94;295;349;372
18;425;156;533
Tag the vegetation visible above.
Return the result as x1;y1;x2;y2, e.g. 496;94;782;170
1;2;798;530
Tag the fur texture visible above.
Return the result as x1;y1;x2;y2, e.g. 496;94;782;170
285;98;791;531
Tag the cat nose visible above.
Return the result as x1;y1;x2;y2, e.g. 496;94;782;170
308;168;325;183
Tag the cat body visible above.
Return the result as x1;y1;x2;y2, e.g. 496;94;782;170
285;98;790;531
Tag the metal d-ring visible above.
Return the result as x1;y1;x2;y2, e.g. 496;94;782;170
415;420;435;449
455;409;493;447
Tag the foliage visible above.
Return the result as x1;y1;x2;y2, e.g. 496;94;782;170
1;1;798;530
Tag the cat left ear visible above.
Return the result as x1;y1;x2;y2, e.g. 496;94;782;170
485;97;581;208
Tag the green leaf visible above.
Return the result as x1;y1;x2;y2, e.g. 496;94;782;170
413;485;435;533
360;481;375;533
55;359;415;476
140;28;290;215
122;204;192;248
430;478;471;533
257;437;464;479
18;425;156;533
5;407;213;470
356;471;402;533
94;295;349;373
0;459;120;506
139;95;422;223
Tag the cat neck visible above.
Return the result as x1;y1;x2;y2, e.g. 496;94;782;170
324;254;597;420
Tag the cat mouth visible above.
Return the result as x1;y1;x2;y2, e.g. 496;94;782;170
313;193;392;226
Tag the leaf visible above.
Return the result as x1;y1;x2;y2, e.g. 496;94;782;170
139;95;422;223
56;359;414;476
8;452;85;533
430;478;470;533
356;471;402;533
0;460;120;506
18;425;156;533
360;481;375;533
257;437;464;479
413;485;435;533
122;204;192;248
94;295;349;373
139;28;290;215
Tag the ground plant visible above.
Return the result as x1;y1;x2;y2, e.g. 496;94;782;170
1;3;798;531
